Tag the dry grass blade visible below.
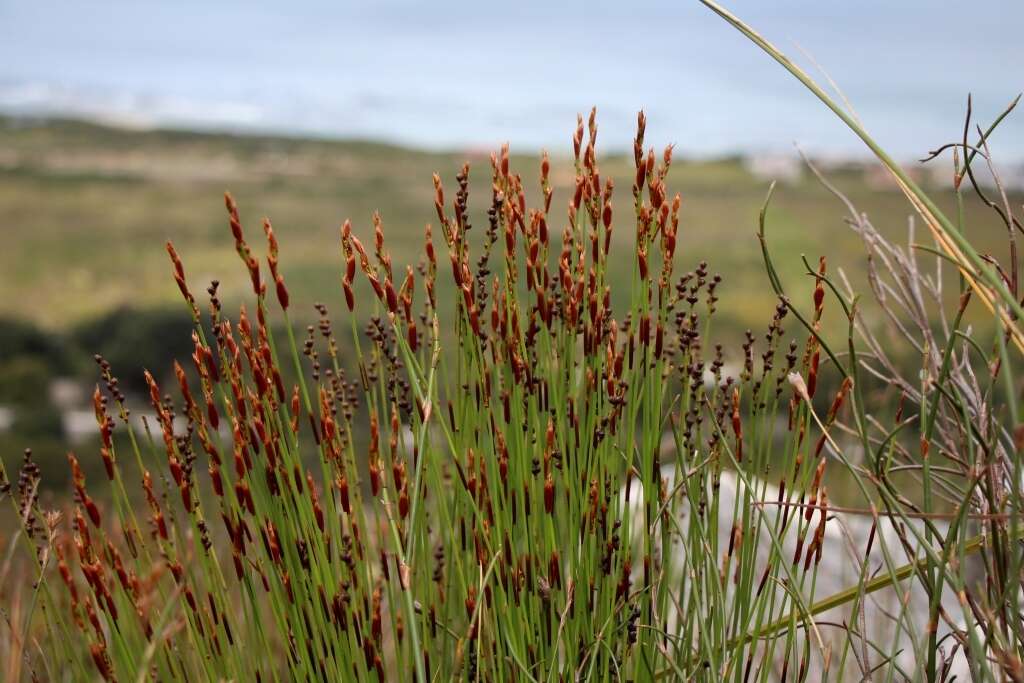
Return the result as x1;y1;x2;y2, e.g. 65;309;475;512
699;0;1024;354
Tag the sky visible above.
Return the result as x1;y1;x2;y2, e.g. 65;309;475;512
1;1;1022;160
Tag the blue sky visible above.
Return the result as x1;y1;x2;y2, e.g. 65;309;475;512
2;1;1022;160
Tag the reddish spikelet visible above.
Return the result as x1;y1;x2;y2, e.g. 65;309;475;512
247;257;262;298
275;275;290;310
209;463;224;497
366;272;384;301
263;218;279;259
792;529;805;568
464;449;478;500
225;192;243;241
337;473;351;515
55;543;80;606
548;550;561;590
432;174;447;235
339;221;358;311
264;521;281;565
731;388;743;462
195;334;220;384
616;556;631;600
142;472;168;540
799;258;827;402
806;349;820;400
99;446;114;481
811;457;826;497
342;277;355;311
398;486;410;519
814;377;854;456
367;411;382;497
307;473;325;532
407;322;419;352
384;278;398;316
93;386;113;449
400;265;415;320
280;386;296;438
634;159;647;194
827;376;854;421
424;223;436;267
544;473;555;515
143;369;162;412
235;480;254;515
68;453;102;526
90;642;114;681
728;522;742;561
812;488;829;568
84;496;102;528
366;452;381;496
166;240;198;317
174;360;197;415
635;110;647;164
455;591;476;651
813;256;827;315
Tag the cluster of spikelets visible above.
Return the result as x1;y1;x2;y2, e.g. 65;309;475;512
2;112;929;683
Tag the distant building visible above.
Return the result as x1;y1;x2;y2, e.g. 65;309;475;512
49;377;85;410
743;154;802;183
63;409;98;444
926;159;1024;191
0;406;14;432
864;162;924;190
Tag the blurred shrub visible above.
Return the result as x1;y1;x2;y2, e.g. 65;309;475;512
0;316;74;375
70;306;199;394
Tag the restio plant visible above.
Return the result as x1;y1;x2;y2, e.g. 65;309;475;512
2;5;1022;681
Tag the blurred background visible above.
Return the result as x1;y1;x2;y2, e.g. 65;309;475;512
1;0;1022;482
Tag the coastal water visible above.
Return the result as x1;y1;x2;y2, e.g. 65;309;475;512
1;0;1022;160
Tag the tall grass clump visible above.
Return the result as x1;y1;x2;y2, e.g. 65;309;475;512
2;6;1023;681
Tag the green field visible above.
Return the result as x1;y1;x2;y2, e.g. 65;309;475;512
2;115;1012;332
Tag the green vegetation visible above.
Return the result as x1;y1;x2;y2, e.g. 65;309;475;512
0;109;1013;472
0;115;1013;334
1;5;1022;681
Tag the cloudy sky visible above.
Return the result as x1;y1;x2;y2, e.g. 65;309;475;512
2;1;1022;160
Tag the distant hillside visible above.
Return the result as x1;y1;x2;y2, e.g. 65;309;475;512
0;115;1014;334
